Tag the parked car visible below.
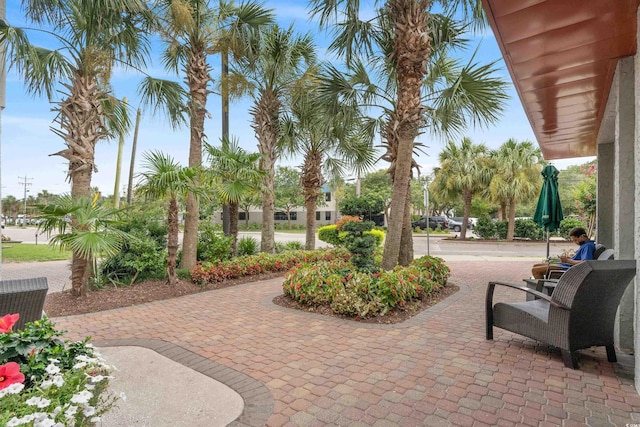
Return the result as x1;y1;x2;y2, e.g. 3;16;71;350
411;216;449;231
449;217;473;232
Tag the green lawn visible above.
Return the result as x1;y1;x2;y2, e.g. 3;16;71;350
1;243;72;262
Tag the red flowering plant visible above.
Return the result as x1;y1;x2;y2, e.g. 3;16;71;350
0;316;118;426
0;313;19;333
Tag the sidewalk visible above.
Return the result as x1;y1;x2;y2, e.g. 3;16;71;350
32;259;639;426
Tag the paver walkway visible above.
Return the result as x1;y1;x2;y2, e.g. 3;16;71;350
49;260;640;426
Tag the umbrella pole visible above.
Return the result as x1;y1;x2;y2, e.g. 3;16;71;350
546;228;550;259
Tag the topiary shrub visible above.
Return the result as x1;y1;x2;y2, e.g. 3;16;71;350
341;220;377;273
514;219;544;240
474;215;497;240
558;217;586;239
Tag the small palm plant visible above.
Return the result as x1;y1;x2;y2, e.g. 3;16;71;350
37;195;130;296
137;151;202;285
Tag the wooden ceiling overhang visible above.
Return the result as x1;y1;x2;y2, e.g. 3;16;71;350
481;0;640;159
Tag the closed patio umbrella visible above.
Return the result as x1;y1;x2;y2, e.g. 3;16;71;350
533;164;564;258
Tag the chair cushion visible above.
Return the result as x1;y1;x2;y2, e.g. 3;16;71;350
493;299;554;345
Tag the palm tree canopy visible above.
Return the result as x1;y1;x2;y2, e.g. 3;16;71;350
489;138;544;204
431;137;492;202
137;151;201;200
36;194;130;260
204;137;264;205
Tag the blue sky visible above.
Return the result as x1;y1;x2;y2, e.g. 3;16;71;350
1;1;594;199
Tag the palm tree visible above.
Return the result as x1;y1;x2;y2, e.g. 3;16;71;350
137;151;200;285
203;137;263;256
431;137;492;239
281;73;375;249
489;139;544;241
312;4;507;268
231;24;316;253
152;0;273;270
2;0;185;296
37;195;129;296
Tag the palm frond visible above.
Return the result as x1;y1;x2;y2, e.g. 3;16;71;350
138;77;188;129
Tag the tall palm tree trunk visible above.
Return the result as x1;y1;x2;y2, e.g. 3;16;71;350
382;0;430;270
253;90;280;253
181;47;209;270
56;73;106;297
461;189;472;239
229;201;240;256
167;197;180;285
398;179;414;265
507;197;516;241
301;151;323;250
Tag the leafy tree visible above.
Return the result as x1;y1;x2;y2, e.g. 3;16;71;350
431;137;492;238
231;24;316;252
152;0;273;269
488;139;544;241
274;166;305;229
137;151;201;285
573;162;597;235
204;137;263;255
311;1;507;268
37;195;129;296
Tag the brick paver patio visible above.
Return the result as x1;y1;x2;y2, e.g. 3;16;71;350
51;260;640;426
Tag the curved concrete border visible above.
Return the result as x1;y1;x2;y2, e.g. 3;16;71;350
94;339;273;427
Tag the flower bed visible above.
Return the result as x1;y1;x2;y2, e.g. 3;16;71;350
282;255;451;318
190;248;351;285
0;314;117;426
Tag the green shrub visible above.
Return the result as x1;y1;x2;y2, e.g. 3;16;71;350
275;240;304;253
318;224;341;246
99;208;167;286
474;215;497;239
409;255;451;287
197;222;232;262
237;236;258;256
558;217;586;239
514;219;544;240
495;220;508;240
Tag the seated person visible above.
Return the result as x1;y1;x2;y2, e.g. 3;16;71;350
531;227;596;279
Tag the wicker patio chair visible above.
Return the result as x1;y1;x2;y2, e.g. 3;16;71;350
524;247;615;298
0;277;49;330
486;260;636;369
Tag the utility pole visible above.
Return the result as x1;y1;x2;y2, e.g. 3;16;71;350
18;175;32;228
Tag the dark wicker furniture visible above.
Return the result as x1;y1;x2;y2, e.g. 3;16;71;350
487;260;636;369
0;277;48;330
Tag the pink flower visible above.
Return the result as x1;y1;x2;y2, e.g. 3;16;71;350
0;362;25;390
0;313;19;333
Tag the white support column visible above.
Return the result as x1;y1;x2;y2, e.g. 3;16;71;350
615;56;636;353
